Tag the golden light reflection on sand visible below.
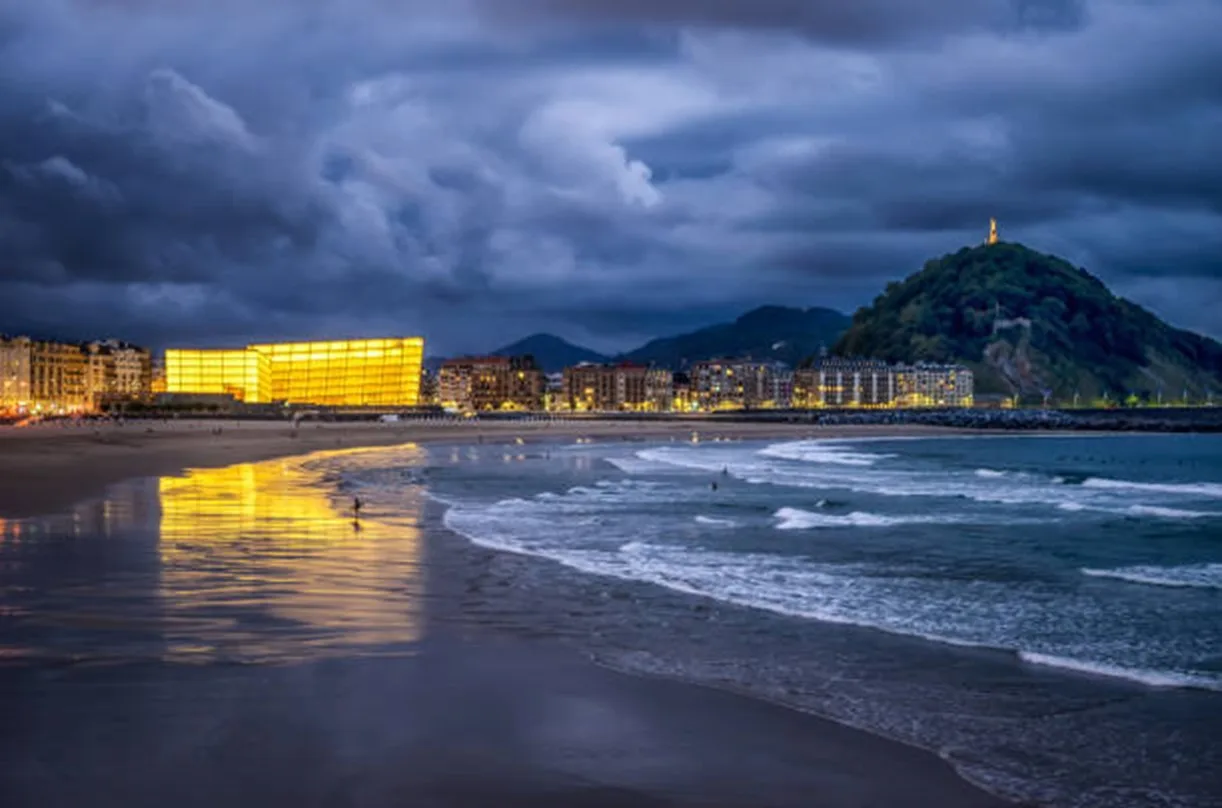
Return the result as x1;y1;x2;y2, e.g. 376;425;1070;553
156;446;427;663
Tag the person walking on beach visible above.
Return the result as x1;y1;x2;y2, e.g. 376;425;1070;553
352;496;363;520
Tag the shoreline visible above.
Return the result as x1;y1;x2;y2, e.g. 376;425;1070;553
0;426;1019;808
9;428;1217;804
0;418;972;519
418;495;1016;807
423;498;1024;802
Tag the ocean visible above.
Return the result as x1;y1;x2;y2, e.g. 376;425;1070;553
422;433;1222;807
3;433;1220;806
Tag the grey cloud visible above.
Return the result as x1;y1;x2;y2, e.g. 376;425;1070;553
1;0;1220;353
487;0;1087;46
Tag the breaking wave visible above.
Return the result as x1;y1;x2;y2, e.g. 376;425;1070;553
759;441;897;467
773;507;962;530
1081;563;1222;590
694;515;738;527
1019;652;1222;692
1082;478;1222;499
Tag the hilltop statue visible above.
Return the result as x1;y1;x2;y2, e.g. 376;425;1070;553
987;218;999;246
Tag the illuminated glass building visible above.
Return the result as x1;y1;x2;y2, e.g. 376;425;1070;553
164;338;424;406
164;349;271;403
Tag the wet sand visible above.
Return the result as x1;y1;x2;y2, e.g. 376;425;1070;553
0;418;966;519
1;640;1010;808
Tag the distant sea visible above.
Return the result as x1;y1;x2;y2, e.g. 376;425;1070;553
417;434;1222;808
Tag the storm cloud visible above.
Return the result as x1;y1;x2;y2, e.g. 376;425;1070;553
1;0;1219;354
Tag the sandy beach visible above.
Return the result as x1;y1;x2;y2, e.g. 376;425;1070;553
0;417;967;519
0;418;1019;807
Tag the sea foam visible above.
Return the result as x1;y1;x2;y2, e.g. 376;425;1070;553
760;441;897;467
773;507;960;530
1081;563;1222;590
1082;477;1222;499
1019;652;1222;691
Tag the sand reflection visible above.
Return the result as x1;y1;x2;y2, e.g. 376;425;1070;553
156;446;427;663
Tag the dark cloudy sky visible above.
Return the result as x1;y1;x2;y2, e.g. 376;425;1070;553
1;0;1219;355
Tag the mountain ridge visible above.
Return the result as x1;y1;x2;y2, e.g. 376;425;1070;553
620;305;850;369
441;305;852;372
489;333;609;372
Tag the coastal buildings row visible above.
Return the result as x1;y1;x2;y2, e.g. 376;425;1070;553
3;328;970;414
1;336;152;415
430;356;972;412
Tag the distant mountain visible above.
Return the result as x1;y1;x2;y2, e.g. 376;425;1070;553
490;333;608;373
834;241;1222;401
620;306;851;369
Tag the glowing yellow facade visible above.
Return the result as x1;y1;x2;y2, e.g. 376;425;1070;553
165;349;270;402
252;339;423;406
164;337;423;406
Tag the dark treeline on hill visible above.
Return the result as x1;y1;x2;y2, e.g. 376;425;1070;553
834;242;1222;401
482;306;851;372
620;306;850;369
490;333;608;373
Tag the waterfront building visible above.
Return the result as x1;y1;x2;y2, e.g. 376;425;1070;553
691;359;791;410
770;367;795;409
0;336;32;413
31;340;89;413
796;358;895;408
794;358;971;408
85;341;152;409
643;367;674;412
418;369;438;407
150;358;167;395
894;362;974;408
561;363;672;412
543;372;565;411
438;355;544;412
2;336;152;414
165;338;424;407
165;348;270;403
671;371;694;412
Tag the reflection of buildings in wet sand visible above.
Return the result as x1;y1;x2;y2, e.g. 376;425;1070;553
156;448;426;661
0;478;158;545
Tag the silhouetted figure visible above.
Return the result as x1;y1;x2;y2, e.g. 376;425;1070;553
710;481;718;492
353;497;363;520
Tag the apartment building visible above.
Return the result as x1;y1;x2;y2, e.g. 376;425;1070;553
561;363;672;412
0;336;32;412
30;340;88;412
895;363;974;408
794;358;972;408
439;355;544;412
86;341;153;408
2;336;153;414
691;359;791;410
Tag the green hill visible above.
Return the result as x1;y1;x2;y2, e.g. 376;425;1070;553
622;305;850;369
834;242;1222;402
